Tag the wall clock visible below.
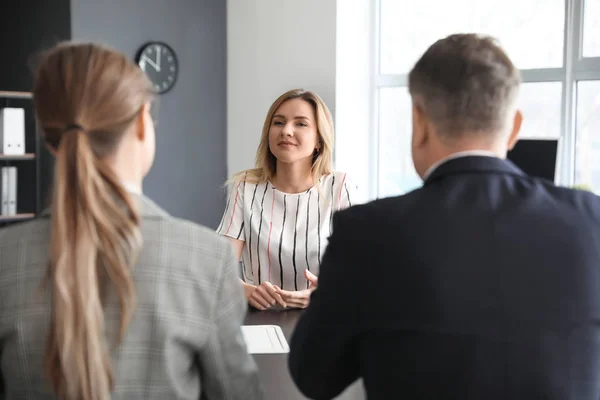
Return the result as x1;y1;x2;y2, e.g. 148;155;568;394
135;42;178;94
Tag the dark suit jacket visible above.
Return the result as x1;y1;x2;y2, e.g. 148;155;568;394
289;156;600;400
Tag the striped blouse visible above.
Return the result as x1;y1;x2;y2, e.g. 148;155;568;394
217;171;356;291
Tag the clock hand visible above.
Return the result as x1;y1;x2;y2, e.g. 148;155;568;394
155;45;161;71
141;54;159;71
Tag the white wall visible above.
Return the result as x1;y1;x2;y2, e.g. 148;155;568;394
335;0;374;202
227;0;337;177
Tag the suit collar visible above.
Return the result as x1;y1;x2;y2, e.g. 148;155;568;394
423;155;526;186
135;194;170;218
422;150;498;180
40;193;170;219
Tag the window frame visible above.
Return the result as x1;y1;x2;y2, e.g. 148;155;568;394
372;0;600;198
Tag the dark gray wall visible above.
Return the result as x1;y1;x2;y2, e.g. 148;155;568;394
0;1;71;91
71;0;227;228
0;0;72;213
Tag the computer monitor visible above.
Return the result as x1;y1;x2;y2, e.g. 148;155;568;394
506;139;558;182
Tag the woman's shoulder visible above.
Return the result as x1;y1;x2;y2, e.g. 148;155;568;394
319;171;351;185
0;217;49;252
318;171;359;206
230;168;269;183
227;170;269;192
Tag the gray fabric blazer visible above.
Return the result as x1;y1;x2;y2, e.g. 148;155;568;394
0;195;263;399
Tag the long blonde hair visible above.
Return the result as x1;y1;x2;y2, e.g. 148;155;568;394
33;42;154;400
232;89;334;185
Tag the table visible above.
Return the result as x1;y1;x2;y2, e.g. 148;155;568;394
244;309;365;400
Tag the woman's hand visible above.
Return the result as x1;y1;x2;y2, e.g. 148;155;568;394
243;281;287;310
275;270;319;309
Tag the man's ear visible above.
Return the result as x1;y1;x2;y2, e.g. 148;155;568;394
412;104;430;149
507;109;523;150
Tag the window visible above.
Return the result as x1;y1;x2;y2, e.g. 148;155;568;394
374;0;600;198
583;0;600;57
575;81;600;188
380;0;564;74
518;82;563;139
377;87;419;197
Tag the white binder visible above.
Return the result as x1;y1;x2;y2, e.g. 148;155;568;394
0;108;25;155
7;166;17;215
1;167;8;215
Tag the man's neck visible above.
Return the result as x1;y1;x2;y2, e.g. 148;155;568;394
422;149;501;181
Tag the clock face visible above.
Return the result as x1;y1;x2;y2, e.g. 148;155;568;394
136;42;178;94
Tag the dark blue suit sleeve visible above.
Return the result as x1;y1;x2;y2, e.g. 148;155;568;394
288;210;362;399
0;354;4;400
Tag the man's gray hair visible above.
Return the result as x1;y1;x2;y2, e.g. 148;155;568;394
408;33;521;139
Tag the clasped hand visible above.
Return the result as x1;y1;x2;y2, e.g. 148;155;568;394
244;270;318;310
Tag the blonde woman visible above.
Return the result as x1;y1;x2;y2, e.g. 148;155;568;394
217;89;357;310
0;42;261;400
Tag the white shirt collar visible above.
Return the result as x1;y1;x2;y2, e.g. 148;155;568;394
121;181;143;195
423;150;498;181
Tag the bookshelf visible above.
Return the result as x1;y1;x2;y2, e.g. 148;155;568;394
0;153;35;160
0;91;33;99
0;90;41;227
0;213;36;222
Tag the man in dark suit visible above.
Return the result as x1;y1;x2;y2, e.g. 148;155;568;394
288;33;600;400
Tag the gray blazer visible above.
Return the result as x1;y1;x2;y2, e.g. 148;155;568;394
0;195;263;399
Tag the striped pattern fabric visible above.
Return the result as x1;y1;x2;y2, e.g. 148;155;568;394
217;171;356;291
0;194;263;400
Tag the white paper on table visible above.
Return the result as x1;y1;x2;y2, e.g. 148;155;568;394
241;325;290;354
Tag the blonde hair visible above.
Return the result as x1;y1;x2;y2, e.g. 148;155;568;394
33;42;154;400
232;89;334;185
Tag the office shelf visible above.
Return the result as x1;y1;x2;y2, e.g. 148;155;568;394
0;90;41;226
0;91;33;99
0;213;35;222
0;153;36;160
